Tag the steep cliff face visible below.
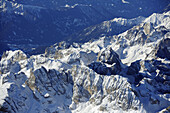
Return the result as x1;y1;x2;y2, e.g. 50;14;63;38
0;11;170;113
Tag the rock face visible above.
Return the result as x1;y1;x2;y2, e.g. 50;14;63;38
70;65;140;112
97;47;121;65
127;60;141;75
88;62;111;75
155;38;170;60
0;11;170;113
88;48;122;75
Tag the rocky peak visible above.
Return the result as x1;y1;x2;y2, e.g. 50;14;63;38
97;47;121;65
1;50;27;62
143;22;154;35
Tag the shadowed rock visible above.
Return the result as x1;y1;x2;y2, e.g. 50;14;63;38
127;60;141;75
97;47;121;65
155;38;170;60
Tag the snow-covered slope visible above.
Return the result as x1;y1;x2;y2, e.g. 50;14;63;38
66;16;146;43
0;11;170;113
80;11;170;64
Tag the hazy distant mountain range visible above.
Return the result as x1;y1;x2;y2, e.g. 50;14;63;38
0;0;169;56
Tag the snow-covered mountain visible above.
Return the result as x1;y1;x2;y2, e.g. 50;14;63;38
0;0;169;56
66;16;146;43
0;11;170;113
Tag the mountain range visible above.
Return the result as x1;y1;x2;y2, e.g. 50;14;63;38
0;9;170;113
0;0;169;56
